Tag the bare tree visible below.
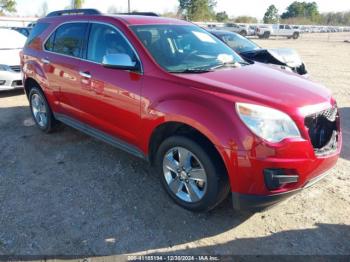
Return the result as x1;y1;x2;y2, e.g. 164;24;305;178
40;1;48;17
107;5;120;14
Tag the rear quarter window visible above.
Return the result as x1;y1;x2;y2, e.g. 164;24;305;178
25;22;50;49
44;32;55;51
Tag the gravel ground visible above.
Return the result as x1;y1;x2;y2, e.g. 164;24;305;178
0;33;349;257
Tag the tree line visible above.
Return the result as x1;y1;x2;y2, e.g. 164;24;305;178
178;0;257;23
0;0;84;16
179;0;350;25
264;2;350;25
1;0;349;26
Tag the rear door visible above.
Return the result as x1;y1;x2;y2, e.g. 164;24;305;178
284;24;292;36
43;22;89;120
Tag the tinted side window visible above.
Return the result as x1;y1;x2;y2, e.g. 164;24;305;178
51;23;88;58
87;23;136;63
25;22;49;47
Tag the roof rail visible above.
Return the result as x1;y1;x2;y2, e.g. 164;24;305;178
117;12;159;17
46;9;101;17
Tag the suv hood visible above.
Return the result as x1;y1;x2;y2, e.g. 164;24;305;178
177;63;331;110
241;48;303;68
267;48;303;67
0;49;21;66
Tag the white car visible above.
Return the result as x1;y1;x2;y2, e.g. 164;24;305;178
0;29;26;91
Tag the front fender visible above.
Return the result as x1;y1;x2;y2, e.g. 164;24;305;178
142;97;240;151
139;95;243;188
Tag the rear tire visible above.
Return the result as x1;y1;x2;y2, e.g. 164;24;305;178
155;136;230;212
293;32;299;39
29;86;58;133
240;30;247;37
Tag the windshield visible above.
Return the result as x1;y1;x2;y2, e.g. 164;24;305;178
131;25;245;73
215;32;260;53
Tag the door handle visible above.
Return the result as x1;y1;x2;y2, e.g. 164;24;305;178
79;71;91;79
41;58;50;64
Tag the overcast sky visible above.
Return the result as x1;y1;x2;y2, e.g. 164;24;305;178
15;0;350;19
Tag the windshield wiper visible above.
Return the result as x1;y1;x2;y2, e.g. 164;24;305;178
238;61;251;65
210;61;240;70
169;68;214;74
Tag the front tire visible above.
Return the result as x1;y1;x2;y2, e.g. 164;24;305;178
29;86;57;133
155;136;229;212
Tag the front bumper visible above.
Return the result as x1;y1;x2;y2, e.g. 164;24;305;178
232;171;330;211
232;189;299;211
0;71;23;91
224;119;341;211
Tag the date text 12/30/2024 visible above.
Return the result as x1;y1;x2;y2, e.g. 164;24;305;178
127;255;220;261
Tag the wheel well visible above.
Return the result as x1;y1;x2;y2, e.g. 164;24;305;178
148;122;227;175
24;77;41;98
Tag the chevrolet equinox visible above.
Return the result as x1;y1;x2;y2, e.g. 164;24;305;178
21;9;342;212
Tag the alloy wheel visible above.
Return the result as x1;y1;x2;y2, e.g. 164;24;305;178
162;147;207;203
31;93;48;128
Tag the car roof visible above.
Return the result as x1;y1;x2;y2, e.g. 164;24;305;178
40;14;191;27
109;15;191;26
0;28;26;49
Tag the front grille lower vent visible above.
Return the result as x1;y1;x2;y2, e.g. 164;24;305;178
304;106;338;156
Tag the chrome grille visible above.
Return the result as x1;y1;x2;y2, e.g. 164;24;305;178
319;107;338;122
304;106;339;155
9;65;21;72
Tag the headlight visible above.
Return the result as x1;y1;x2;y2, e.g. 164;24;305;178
236;103;301;143
0;64;11;72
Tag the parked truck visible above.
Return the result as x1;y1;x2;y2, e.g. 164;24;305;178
222;23;250;36
256;24;300;39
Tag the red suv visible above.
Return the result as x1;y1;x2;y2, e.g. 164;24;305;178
21;9;341;212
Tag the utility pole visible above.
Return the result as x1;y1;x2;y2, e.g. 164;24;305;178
128;0;131;13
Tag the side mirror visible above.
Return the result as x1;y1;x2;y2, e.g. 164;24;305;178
102;53;138;71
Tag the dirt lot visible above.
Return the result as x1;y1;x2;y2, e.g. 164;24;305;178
0;33;349;257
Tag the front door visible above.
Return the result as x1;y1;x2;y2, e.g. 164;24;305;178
77;22;143;147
